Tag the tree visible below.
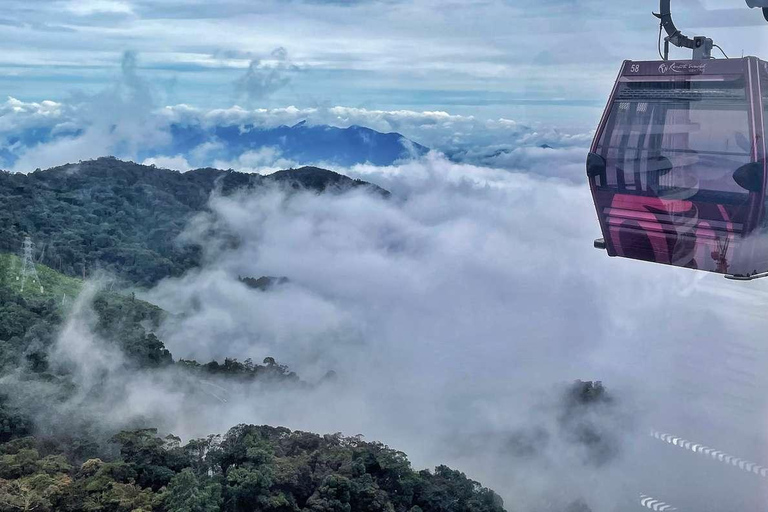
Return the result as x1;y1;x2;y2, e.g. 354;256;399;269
165;469;222;512
226;466;273;511
0;448;41;480
0;255;10;290
305;475;352;512
0;478;49;512
80;481;157;512
110;429;182;490
0;424;509;512
414;466;505;512
0;401;32;444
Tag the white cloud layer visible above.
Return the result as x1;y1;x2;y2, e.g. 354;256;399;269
64;0;134;16
5;152;764;511
3;0;767;124
145;155;768;510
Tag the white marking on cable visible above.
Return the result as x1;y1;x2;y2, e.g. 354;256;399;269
651;429;768;478
640;493;677;511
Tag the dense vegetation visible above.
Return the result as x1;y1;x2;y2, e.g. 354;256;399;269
239;276;290;292
0;257;509;512
0;159;617;511
0;252;169;373
0;255;304;380
0;425;504;512
0;157;388;286
0;160;511;511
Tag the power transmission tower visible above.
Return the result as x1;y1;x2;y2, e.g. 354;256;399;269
8;251;17;275
18;236;43;293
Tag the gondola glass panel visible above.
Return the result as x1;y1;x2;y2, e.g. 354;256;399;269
591;75;754;274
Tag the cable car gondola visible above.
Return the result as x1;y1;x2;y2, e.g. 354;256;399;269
588;1;768;280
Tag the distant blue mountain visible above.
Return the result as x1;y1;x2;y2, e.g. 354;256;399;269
160;121;429;167
2;121;429;170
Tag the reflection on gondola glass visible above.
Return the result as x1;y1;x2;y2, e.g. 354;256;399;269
588;59;768;277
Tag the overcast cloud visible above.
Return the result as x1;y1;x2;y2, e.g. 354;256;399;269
3;0;767;175
1;0;767;126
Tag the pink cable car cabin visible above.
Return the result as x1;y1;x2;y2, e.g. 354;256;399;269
588;57;768;279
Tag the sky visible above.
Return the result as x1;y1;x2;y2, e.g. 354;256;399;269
3;0;768;175
2;0;768;132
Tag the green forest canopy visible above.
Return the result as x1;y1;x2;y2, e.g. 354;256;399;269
0;157;388;287
0;159;613;512
0;159;517;512
0;425;505;512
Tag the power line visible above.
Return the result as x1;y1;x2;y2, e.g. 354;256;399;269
713;44;729;59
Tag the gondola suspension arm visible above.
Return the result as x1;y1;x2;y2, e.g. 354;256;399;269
653;0;714;60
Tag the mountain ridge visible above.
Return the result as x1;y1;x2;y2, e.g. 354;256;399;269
163;121;430;167
0;157;389;286
2;120;431;171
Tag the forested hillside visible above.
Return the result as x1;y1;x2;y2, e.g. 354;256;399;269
0;262;508;512
0;253;301;386
0;157;388;286
0;425;504;512
0;160;516;512
0;250;510;512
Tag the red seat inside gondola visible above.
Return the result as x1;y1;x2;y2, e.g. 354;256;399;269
606;193;739;270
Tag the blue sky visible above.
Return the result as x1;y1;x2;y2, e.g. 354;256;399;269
2;0;768;172
3;0;766;128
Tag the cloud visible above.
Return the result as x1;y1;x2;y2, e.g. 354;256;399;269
64;0;134;16
160;104;593;157
4;148;768;510
449;145;589;179
142;154;192;171
234;47;298;104
0;2;766;509
0;0;766;125
131;155;765;510
8;51;171;172
211;146;299;174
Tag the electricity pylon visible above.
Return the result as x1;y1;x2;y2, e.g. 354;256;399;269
18;236;43;293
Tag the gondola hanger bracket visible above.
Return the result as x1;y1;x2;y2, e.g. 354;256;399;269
655;1;714;60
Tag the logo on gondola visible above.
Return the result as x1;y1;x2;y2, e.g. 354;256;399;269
658;62;707;74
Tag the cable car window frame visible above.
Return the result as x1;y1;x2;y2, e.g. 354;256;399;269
594;74;754;206
761;68;768;228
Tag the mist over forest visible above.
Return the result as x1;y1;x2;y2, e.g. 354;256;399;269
0;154;631;511
3;142;766;512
